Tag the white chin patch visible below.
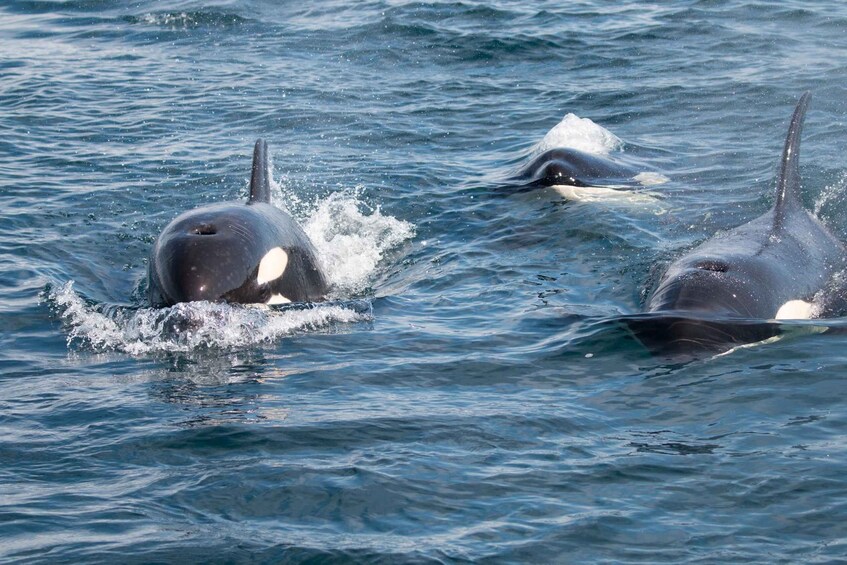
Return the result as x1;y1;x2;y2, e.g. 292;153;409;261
267;293;292;305
775;300;814;320
257;247;288;285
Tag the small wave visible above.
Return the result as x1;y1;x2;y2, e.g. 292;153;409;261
534;113;623;156
45;282;371;355
132;11;248;29
634;171;669;186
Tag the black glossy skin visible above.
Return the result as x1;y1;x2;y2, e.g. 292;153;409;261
147;139;328;307
648;210;844;318
640;210;843;353
626;314;782;355
516;147;639;187
148;202;327;306
642;92;847;352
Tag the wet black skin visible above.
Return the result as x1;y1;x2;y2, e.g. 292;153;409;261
147;139;328;307
640;92;847;353
148;202;327;306
648;211;842;319
515;147;640;187
637;211;840;353
625;314;783;356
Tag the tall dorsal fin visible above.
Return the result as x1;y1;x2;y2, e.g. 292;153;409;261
249;138;271;204
774;91;811;228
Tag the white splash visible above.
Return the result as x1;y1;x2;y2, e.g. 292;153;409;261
814;171;847;218
139;12;194;27
301;190;415;296
535;113;624;156
269;174;415;295
46;281;370;355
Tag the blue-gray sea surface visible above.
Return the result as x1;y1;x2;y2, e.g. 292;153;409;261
3;1;847;562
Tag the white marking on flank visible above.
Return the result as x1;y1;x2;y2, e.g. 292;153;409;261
551;184;659;204
775;299;814;320
257;247;288;285
267;293;292;305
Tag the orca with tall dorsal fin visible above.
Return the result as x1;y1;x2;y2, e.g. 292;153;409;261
147;139;328;307
637;91;847;352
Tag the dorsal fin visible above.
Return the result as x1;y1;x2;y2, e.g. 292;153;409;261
249;138;271;204
774;91;811;228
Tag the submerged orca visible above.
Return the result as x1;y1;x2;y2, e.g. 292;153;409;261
638;91;846;352
515;147;638;188
147;139;328;307
514;147;641;188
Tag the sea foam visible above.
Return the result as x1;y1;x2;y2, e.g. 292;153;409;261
534;113;624;156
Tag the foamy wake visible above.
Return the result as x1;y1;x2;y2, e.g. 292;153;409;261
48;187;414;354
534;113;624;156
46;281;372;355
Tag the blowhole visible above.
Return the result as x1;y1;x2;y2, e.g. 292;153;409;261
696;260;728;273
191;224;217;236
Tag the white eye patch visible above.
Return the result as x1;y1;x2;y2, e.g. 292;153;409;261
775;299;814;320
257;247;288;285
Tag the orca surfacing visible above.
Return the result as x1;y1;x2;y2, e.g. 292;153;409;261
147;140;328;307
515;147;641;189
639;92;847;353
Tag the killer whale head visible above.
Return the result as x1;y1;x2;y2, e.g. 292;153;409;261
515;147;641;188
642;91;846;351
147;139;328;307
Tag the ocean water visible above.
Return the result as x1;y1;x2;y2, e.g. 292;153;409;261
4;0;847;562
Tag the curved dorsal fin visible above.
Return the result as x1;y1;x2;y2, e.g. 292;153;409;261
774;91;811;228
249;138;271;204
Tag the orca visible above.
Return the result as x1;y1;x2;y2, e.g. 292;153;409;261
147;139;328;307
638;91;846;353
514;147;642;189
